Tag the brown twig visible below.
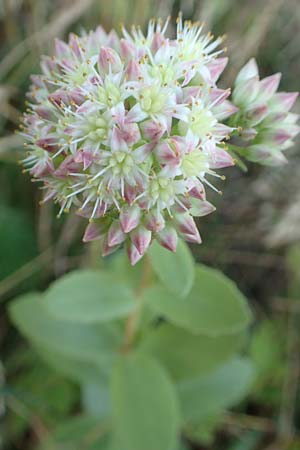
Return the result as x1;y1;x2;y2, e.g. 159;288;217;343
223;411;275;433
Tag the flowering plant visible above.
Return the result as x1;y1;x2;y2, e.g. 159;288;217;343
9;15;299;450
21;16;299;264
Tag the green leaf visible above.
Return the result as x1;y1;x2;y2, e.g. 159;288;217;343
109;251;146;291
5;351;78;427
111;353;181;450
82;382;111;419
44;269;137;323
35;345;108;384
145;264;252;336
139;323;246;380
178;358;254;423
148;240;194;298
9;293;122;364
184;415;222;446
0;205;37;280
38;415;110;450
250;321;283;379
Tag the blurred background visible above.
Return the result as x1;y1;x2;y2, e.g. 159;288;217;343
0;0;299;449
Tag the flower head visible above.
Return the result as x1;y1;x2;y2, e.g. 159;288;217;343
232;58;299;166
20;18;298;264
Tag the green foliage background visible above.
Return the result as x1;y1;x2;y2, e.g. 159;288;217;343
0;1;300;449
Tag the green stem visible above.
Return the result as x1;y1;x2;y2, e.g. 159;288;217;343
121;256;152;353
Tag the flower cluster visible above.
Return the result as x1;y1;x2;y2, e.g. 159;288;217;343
21;17;299;264
232;59;299;166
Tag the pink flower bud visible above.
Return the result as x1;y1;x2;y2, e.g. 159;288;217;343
190;199;216;217
157;226;178;252
271;92;298;112
98;47;122;74
83;222;102;242
131;226;152;255
145;209;165;232
120;205;141;233
101;236;120;257
246;104;268;126
207;57;228;83
54;38;70;58
125;59;142;81
107;220;126;246
140;120;166;141
235;58;259;84
258;73;281;101
175;213;198;236
240;128;257;141
127;242;143;265
121;39;136;60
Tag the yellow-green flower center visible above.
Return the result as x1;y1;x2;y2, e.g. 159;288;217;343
182;149;209;177
139;86;167;114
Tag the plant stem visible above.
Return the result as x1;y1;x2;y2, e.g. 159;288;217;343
121;255;152;353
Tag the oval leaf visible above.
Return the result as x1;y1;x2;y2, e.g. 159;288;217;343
139;323;246;380
9;293;122;363
111;353;180;450
144;265;252;336
148;240;194;298
178;358;254;422
44;270;136;323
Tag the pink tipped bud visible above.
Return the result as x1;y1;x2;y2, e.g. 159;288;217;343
107;30;120;50
125;59;142;81
181;230;202;244
107;220;126;247
190;199;216;217
240;127;258;141
188;181;206;200
151;32;166;53
74;149;95;170
120;205;141;233
259;73;281;100
155;141;181;166
271;92;298;112
48;90;70;107
68;33;82;59
83;222;102;242
235;58;259;84
124;184;136;205
34;107;54;120
246;145;289;166
157;227;178;252
54;156;81;178
131;226;152;256
207;57;228;83
98;47;122;74
208;146;235;169
140;119;166;141
120;39;136;60
233;76;260;105
54;38;70;58
30;75;44;88
101;235;120;257
145;209;165;232
127;242;143;266
215;100;239;120
246;104;268;126
263;129;292;146
175;213;198;236
69;88;85;105
36;138;58;153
